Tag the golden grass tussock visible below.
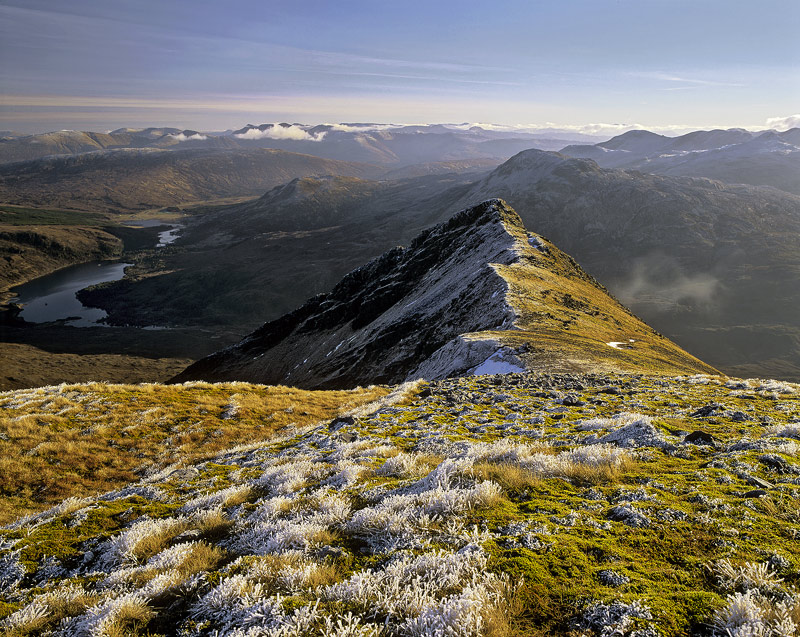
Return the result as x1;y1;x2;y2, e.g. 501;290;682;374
2;591;103;637
559;454;636;485
177;542;227;578
469;451;634;492
194;508;235;541
103;599;154;637
247;553;342;591
469;462;543;493
0;381;391;524
484;577;530;637
130;521;192;564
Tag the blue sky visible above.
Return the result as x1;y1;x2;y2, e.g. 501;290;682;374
1;0;798;134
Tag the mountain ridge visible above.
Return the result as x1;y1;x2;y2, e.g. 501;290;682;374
561;128;800;194
73;148;800;379
173;199;716;388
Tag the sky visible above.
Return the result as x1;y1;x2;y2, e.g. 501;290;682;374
1;0;798;135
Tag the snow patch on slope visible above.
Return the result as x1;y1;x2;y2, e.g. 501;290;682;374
470;349;525;375
411;337;522;381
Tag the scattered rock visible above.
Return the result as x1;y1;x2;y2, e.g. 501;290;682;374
315;546;345;559
608;504;652;527
170;466;200;481
684;431;716;445
328;416;356;432
338;431;358;443
562;394;585;406
758;454;794;474
768;554;791;571
742;489;768;498
691;403;723;418
598;569;630;587
745;475;775;490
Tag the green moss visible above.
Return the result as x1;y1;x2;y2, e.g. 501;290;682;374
12;496;180;570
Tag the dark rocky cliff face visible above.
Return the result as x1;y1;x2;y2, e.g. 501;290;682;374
173;200;519;388
173;200;716;388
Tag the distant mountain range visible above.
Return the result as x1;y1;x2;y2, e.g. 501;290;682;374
174;199;715;387
79;149;800;380
0;123;601;166
561;128;800;195
0;148;383;212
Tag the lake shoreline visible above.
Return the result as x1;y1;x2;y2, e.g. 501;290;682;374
1;219;182;325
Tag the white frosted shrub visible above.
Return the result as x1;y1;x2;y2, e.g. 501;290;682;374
712;559;784;593
320;548;499;623
417;457;475;490
252;459;327;495
1;597;50;631
399;585;493;636
56;592;151;637
100;516;189;568
764;424;800;441
323;460;366;488
377;452;424;478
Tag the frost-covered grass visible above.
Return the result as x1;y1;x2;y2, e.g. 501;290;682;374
1;372;799;635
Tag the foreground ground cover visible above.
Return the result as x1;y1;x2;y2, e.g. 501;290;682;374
0;382;390;523
0;373;798;636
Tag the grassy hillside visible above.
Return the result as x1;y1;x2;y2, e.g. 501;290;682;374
0;382;391;524
491;204;718;377
1;372;798;635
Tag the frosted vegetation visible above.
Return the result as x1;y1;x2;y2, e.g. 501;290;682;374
0;373;798;635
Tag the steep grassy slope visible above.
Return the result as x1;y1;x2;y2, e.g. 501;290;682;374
1;373;797;635
452;151;800;380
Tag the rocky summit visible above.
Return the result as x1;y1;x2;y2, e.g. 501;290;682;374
173;199;716;389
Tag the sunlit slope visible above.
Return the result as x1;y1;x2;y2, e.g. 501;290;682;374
0;382;391;523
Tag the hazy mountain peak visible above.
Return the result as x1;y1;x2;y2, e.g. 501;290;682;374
597;129;671;152
559;126;800;194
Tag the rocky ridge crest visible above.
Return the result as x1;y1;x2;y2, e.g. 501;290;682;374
174;199;716;388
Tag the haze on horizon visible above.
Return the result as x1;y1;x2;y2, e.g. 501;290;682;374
0;0;798;135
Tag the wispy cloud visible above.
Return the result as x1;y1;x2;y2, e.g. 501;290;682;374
331;71;522;87
629;71;745;88
326;123;404;132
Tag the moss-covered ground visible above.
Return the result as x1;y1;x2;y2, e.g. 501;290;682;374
0;373;797;636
